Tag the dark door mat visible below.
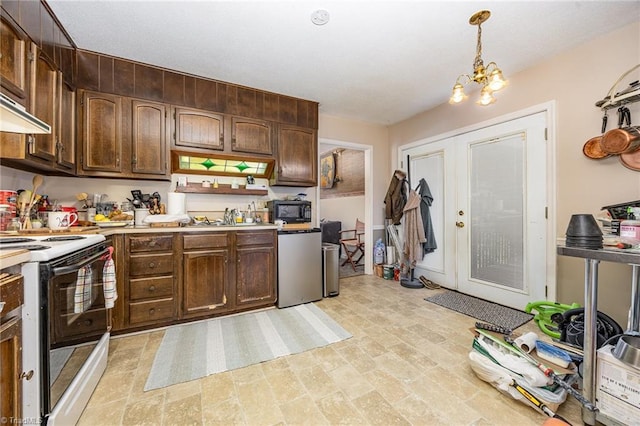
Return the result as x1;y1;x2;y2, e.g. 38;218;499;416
425;290;533;331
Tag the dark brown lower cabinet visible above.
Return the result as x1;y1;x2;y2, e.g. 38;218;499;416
125;234;177;329
182;232;232;319
0;317;22;422
236;231;276;308
113;230;277;333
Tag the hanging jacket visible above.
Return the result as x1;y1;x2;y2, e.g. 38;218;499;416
417;178;437;253
402;189;426;268
384;170;408;225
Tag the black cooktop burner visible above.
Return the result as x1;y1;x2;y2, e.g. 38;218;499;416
0;237;36;244
42;236;86;242
0;244;50;251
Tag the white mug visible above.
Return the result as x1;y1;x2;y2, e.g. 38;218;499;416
48;211;78;230
274;219;286;230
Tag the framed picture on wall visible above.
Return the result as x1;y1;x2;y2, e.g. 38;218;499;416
320;152;336;189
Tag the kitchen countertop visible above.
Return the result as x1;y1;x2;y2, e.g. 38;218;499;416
98;224;279;236
0;249;31;269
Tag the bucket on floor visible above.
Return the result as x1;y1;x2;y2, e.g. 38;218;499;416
383;264;394;280
374;264;384;277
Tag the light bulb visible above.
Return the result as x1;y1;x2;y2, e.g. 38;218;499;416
488;68;506;91
449;83;466;104
477;86;496;106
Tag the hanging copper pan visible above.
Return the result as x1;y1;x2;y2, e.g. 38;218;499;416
583;113;610;159
601;107;640;154
620;148;640;171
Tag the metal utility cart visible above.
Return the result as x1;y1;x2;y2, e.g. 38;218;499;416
556;245;640;425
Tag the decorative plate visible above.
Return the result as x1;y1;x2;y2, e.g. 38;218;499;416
96;221;130;228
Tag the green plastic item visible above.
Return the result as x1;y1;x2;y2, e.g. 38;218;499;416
524;300;581;338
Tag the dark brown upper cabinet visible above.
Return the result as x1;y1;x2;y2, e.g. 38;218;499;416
172;107;224;151
55;75;76;172
131;99;169;177
271;125;317;187
29;46;58;163
230;116;272;156
78;90;123;174
0;16;29;102
77;90;170;180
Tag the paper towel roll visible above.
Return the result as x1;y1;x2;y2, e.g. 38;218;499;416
167;192;186;215
514;331;539;353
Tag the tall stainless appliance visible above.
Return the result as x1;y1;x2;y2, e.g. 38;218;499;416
277;228;322;308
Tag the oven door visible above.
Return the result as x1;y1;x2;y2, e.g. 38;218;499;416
43;245;111;425
50;253;108;347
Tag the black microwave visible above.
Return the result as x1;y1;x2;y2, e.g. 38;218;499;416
267;200;312;223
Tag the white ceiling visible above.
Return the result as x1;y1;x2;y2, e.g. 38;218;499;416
47;1;640;125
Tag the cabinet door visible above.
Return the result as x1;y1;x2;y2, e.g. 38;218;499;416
29;47;57;162
0;317;22;421
79;91;122;173
0;16;28;101
131;99;168;176
173;107;224;151
182;250;229;316
56;76;75;171
273;125;317;186
236;246;276;307
231;116;272;155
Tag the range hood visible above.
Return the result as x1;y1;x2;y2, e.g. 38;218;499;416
0;93;51;134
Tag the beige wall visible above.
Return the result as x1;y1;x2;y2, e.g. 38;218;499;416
318;114;390;227
388;21;640;326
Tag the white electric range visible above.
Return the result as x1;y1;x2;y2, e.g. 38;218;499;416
0;234;109;425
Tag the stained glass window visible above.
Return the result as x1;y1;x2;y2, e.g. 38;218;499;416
171;150;274;178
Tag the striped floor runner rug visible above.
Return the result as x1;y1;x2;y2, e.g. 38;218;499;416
144;303;351;391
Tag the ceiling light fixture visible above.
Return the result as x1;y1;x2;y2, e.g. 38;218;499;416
450;10;507;106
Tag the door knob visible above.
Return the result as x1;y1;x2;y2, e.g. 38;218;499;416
456;221;465;228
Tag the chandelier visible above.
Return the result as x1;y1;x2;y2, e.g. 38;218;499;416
450;10;507;106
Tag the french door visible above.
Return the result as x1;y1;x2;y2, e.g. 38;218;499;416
403;111;548;309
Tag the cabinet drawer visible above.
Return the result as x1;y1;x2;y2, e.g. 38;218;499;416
237;230;275;246
129;298;174;325
0;274;23;317
130;276;173;301
183;233;229;250
129;253;174;276
129;235;173;252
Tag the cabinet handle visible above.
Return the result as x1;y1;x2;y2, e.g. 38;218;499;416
149;262;155;268
149;241;157;247
116;156;120;166
132;157;137;164
20;370;34;381
84;319;93;326
149;308;155;315
27;135;35;153
148;285;156;292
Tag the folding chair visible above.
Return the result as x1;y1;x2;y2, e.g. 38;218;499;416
339;219;365;271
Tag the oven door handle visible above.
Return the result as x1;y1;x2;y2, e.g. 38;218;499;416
52;248;110;276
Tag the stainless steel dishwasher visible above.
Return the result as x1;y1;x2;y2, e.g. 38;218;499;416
277;228;322;308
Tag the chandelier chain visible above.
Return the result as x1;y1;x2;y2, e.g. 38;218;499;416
474;23;484;72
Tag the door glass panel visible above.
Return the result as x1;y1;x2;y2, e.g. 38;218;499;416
469;133;524;289
410;152;444;272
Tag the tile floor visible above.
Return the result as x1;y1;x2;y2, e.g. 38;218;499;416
78;275;583;425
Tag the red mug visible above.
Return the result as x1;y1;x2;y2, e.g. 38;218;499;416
60;207;79;226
